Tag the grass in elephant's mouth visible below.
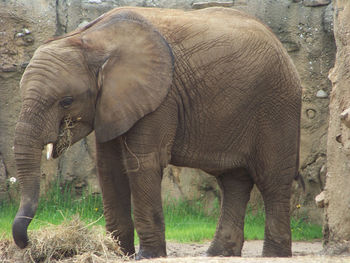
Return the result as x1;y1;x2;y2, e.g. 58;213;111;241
0;182;322;246
56;115;75;156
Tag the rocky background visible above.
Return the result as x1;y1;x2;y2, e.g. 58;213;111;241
323;0;350;254
0;0;335;225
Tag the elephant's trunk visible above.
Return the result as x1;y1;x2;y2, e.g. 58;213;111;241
12;121;43;248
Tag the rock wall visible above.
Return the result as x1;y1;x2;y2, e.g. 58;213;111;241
323;0;350;254
0;1;58;199
0;0;335;223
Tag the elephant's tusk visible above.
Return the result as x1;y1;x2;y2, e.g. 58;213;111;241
46;143;53;160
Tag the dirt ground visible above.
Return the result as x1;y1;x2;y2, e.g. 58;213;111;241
166;240;322;257
148;241;350;263
2;239;350;262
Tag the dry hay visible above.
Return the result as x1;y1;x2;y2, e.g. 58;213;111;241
0;238;12;262
55;115;75;156
1;216;128;263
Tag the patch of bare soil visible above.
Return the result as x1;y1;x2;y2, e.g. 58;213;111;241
2;239;350;263
151;241;350;263
166;240;323;257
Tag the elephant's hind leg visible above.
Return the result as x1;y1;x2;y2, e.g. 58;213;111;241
259;179;293;257
207;168;254;257
254;159;294;257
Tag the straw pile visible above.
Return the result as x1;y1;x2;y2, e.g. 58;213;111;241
1;216;127;263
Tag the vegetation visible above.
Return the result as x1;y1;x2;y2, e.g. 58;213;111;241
0;181;322;242
0;181;105;239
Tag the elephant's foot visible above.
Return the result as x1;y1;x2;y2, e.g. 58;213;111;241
262;240;292;257
135;245;167;260
120;245;136;257
206;239;242;257
110;232;135;257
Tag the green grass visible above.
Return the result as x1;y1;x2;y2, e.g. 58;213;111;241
243;206;323;241
163;200;217;243
0;181;105;239
291;216;323;241
0;182;322;243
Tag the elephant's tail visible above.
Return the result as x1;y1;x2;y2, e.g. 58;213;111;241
294;172;305;191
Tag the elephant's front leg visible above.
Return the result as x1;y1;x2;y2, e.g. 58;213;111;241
96;138;135;256
127;152;166;259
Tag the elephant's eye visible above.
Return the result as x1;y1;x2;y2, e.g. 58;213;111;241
59;97;74;109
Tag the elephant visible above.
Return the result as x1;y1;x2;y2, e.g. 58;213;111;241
12;6;301;259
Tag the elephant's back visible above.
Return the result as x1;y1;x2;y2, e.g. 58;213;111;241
130;6;301;107
87;7;296;83
120;6;301;112
138;7;297;83
101;7;282;51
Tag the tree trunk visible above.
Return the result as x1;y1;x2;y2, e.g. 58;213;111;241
324;0;350;254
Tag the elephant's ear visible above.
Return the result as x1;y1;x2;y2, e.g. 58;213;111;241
81;11;174;143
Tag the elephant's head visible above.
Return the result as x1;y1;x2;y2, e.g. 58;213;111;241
12;10;173;248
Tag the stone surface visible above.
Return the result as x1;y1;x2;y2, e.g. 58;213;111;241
316;90;328;98
0;154;7;201
340;108;350;128
0;0;57;199
192;1;233;9
303;0;331;7
315;191;325;208
324;0;350;254
161;166;219;215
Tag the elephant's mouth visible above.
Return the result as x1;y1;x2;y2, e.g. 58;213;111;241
46;115;77;160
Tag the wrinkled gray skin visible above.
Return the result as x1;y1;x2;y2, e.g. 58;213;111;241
13;7;301;259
